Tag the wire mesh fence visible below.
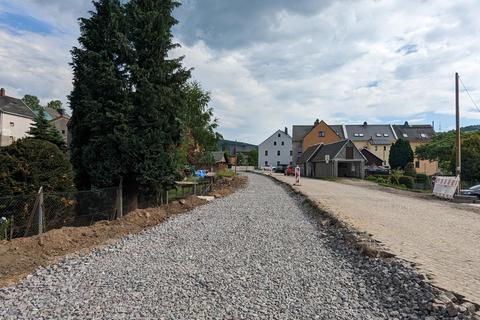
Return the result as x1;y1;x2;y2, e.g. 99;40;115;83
0;178;214;240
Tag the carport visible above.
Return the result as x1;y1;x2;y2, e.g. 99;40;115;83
309;140;366;179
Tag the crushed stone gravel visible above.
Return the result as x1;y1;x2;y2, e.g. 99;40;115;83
0;173;469;319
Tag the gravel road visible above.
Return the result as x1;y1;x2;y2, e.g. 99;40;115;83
0;173;466;319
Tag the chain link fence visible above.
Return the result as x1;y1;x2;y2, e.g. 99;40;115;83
0;178;214;240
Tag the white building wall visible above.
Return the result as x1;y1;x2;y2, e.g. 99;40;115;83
0;112;34;146
258;130;292;168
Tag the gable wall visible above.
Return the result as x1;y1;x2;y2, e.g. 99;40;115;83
302;121;341;151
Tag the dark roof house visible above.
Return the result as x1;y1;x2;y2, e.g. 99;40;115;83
0;95;35;119
392;122;435;142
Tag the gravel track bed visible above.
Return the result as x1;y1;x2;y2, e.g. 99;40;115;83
0;173;466;319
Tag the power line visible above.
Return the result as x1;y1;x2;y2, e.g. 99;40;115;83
458;75;480;113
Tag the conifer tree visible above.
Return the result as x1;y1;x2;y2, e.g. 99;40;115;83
28;109;65;150
125;0;190;197
69;0;131;190
389;139;414;170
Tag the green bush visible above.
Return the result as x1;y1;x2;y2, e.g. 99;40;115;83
398;176;415;189
415;173;428;184
404;162;416;177
366;175;378;182
216;170;237;178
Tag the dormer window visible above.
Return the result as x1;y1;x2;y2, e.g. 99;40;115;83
420;133;427;138
278;133;281;137
359;133;364;137
403;133;408;138
9;122;14;127
375;133;382;137
354;133;359;137
319;131;325;137
383;134;389;137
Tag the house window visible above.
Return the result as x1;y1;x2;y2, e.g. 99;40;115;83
290;161;293;165
265;161;268;166
383;133;389;137
277;150;281;156
319;131;325;137
346;147;354;159
281;141;284;146
403;133;408;138
420;133;427;138
415;161;420;168
383;146;387;151
278;133;281;137
61;130;65;134
354;133;359;137
290;150;292;156
375;146;378;151
274;141;277;146
359;133;364;137
277;161;280;166
265;150;268;156
376;133;382;137
9;122;14;127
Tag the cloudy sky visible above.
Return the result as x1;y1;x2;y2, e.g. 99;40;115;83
1;0;480;144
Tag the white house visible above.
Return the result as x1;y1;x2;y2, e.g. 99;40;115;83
258;128;292;168
0;88;35;146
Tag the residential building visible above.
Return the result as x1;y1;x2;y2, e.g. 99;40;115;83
211;151;227;172
393;122;438;175
298;140;366;179
45;107;70;143
344;122;397;166
258;128;292;167
0;88;35;146
301;119;343;151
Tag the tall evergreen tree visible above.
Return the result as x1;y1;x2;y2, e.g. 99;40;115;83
125;0;190;202
69;0;132;190
389;139;414;170
28;109;65;150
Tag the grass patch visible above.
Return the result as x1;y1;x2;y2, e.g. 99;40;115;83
216;170;237;178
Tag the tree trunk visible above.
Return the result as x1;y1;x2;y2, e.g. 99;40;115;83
124;179;139;212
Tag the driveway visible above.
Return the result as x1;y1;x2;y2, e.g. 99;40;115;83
271;173;480;305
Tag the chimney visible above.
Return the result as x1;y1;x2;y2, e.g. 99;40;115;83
314;119;320;126
284;127;288;135
404;121;409;127
0;88;5;97
363;121;368;127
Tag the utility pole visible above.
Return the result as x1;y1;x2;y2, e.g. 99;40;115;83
455;72;461;194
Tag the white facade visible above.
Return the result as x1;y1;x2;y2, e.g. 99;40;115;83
0;112;34;146
258;129;292;168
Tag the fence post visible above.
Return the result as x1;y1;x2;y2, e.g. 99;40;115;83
117;177;123;219
37;187;44;235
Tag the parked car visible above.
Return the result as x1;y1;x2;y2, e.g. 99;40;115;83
284;165;295;176
460;184;480;197
274;165;286;173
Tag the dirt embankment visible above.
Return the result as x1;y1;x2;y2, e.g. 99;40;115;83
0;176;248;288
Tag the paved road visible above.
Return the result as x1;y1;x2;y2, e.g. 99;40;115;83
0;174;458;319
272;173;480;305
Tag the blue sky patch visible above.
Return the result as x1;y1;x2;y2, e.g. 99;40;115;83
0;12;54;35
396;43;418;56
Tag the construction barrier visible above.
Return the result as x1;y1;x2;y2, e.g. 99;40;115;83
433;176;460;199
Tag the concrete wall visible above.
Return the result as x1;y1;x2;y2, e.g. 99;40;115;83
258;130;292;167
0;112;34;146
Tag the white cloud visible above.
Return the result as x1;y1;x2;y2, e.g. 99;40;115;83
2;0;480;144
